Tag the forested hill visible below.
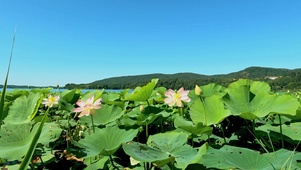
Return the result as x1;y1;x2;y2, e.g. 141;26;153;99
64;66;301;91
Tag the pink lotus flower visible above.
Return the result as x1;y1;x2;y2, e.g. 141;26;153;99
164;87;191;107
42;95;60;108
74;95;102;117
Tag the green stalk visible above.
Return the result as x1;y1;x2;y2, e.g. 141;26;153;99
178;107;183;118
200;97;207;125
90;114;95;133
252;120;258;141
278;115;284;148
145;100;151;139
19;108;49;170
109;155;119;169
0;30;16;126
67;114;71;148
220;124;227;144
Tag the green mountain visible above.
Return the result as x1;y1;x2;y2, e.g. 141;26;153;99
65;66;301;91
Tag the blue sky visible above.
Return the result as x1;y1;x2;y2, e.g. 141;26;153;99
0;1;300;86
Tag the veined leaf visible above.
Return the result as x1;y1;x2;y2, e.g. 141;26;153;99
174;115;212;135
123;132;207;169
81;90;104;101
257;122;301;141
223;83;299;120
190;95;230;125
0;122;61;161
73;126;138;157
79;104;124;126
199;83;226;97
4;93;42;124
124;79;158;101
200;145;301;169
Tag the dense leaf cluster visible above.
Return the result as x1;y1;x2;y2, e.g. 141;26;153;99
1;78;301;169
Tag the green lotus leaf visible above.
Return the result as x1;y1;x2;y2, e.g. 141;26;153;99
120;105;170;126
60;89;77;103
190;94;230;125
257;122;301;141
200;83;226;97
73;126;138;157
79;104;124;126
4;93;42;124
174;115;212;135
84;156;109;170
101;92;120;103
286;108;301;121
122;141;170;163
200;145;301;169
81;89;104;101
223;85;299;120
123;132;207;169
0;122;62;161
227;79;271;93
147;132;205;169
124;79;158;101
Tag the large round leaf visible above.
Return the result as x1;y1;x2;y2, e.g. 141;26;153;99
199;83;226;97
257;122;301;141
190;95;230;125
124;79;158;101
227;79;271;93
0;122;62;160
174;115;212;135
223;85;299;120
79;104;124;126
73;126;138;157
200;145;301;169
123;132;207;169
4;93;42;124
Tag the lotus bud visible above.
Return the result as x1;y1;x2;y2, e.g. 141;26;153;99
195;85;202;96
140;105;144;112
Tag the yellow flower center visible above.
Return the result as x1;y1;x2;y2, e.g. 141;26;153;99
49;96;56;102
174;93;181;99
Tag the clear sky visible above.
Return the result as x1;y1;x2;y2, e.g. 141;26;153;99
0;0;300;86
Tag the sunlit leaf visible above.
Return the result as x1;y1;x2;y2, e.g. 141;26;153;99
4;93;42;124
190;95;230;125
0;122;61;161
123;132;207;169
200;83;226;97
200;145;301;169
223;84;299;120
79;104;124;126
73;126;138;157
174;115;212;135
124;79;158;101
257;122;301;141
60;89;77;103
81;90;104;101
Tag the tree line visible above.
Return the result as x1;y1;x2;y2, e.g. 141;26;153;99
64;67;301;91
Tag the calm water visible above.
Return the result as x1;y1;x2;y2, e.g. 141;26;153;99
2;88;124;93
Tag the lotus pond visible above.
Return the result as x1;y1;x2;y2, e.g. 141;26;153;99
1;78;301;170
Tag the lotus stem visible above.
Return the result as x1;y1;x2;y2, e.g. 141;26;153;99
90;114;95;133
145;100;151;139
252;120;258;142
220;124;227;144
145;120;149;139
278;114;284;148
109;155;119;169
67;114;71;148
178;107;184;118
